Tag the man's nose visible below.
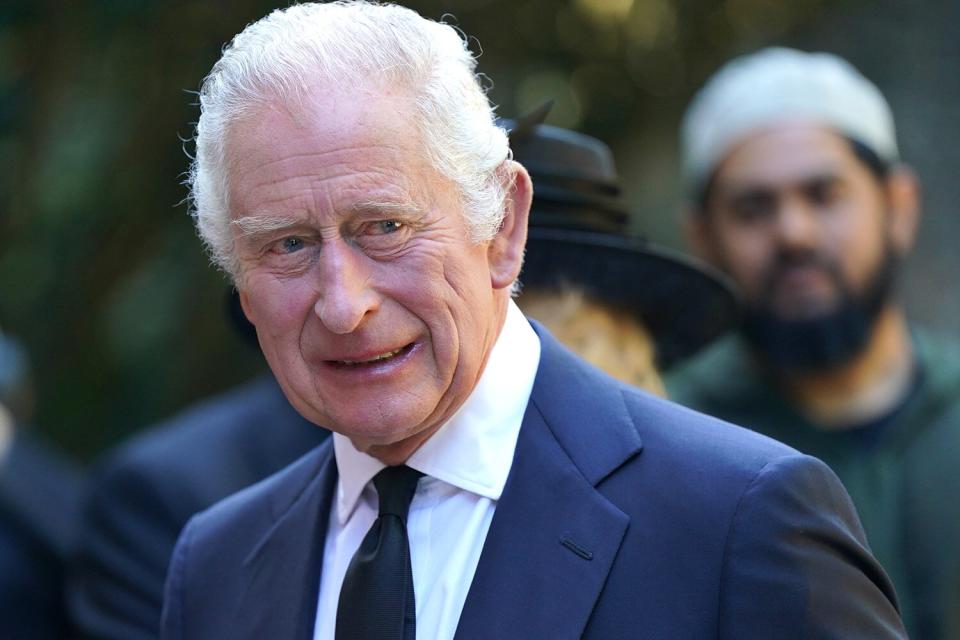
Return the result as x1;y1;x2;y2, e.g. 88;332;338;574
774;197;820;250
313;239;379;334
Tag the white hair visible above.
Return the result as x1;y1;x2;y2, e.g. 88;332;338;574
189;1;511;279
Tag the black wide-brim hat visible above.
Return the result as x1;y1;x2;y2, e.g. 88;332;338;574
522;228;738;368
507;107;740;368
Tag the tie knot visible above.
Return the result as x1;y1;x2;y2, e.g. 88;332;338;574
373;465;423;521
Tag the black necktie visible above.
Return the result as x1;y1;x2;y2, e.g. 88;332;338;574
336;465;423;640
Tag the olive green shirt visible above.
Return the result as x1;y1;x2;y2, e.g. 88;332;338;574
667;330;960;640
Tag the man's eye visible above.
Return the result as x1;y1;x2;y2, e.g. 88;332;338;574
804;180;841;207
373;220;403;235
729;193;776;224
279;237;305;253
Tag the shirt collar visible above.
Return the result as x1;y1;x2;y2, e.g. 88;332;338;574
333;301;541;524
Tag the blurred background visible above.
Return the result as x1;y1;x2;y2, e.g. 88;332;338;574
2;0;958;461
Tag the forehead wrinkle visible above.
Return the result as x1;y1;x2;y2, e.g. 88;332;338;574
227;130;413;194
239;157;394;200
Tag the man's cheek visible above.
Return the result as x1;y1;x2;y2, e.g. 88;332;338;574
250;282;314;328
711;249;756;295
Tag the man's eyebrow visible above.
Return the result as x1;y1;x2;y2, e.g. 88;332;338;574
799;172;845;187
721;171;844;197
349;198;425;217
231;215;303;237
231;199;426;240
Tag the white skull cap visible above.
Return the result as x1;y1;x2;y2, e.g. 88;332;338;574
680;47;898;195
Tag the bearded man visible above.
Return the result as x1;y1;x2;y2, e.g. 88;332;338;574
668;47;960;639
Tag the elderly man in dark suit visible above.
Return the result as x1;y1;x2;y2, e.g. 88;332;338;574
160;3;905;638
68;116;738;640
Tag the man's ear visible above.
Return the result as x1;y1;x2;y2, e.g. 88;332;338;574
885;166;921;254
488;161;532;290
238;286;257;325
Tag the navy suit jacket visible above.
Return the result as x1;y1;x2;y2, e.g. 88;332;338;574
161;326;906;639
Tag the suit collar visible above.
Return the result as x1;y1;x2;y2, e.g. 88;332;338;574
526;321;644;485
455;324;642;639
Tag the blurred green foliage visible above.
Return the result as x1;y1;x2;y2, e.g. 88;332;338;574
2;0;855;460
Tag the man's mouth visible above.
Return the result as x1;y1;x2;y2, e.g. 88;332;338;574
329;343;415;367
775;264;829;287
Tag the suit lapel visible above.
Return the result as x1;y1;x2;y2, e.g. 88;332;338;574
455;328;642;639
236;440;338;639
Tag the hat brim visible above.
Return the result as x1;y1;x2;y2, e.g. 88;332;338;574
521;228;740;368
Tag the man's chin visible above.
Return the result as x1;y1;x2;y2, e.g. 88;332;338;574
347;423;438;464
741;305;878;374
347;427;417;450
747;247;899;374
323;405;433;445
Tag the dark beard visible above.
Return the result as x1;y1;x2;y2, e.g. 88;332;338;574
740;245;899;374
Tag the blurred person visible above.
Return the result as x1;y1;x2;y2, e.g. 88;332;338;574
68;297;329;640
507;111;739;394
668;47;960;639
159;4;904;638
0;330;83;639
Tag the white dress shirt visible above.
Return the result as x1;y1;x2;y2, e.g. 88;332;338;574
313;301;541;640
